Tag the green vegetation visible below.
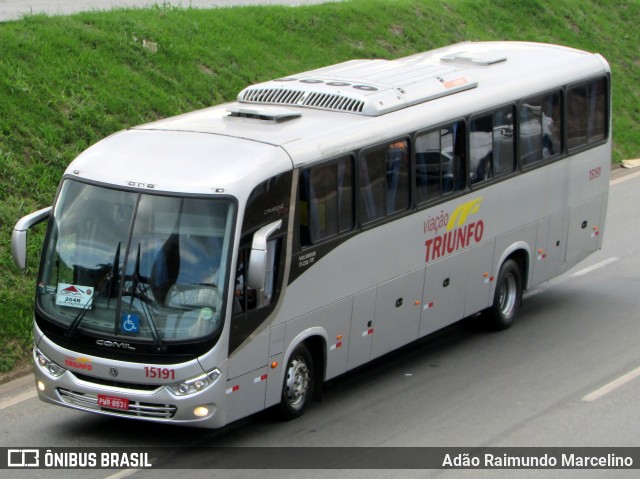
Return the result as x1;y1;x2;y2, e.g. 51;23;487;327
0;0;638;376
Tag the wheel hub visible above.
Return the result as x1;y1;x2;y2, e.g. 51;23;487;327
285;358;309;408
499;273;517;317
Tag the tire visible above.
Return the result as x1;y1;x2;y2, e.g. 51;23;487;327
279;343;314;420
484;259;522;330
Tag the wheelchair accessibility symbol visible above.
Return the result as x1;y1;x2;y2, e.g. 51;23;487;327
121;313;140;334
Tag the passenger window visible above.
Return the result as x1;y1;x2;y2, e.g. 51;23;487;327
470;114;493;184
567;77;607;150
493;106;515;175
358;140;409;224
416;131;441;203
416;121;466;204
470;106;515;184
520;91;563;166
298;156;353;246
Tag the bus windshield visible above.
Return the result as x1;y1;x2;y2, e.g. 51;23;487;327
37;180;235;344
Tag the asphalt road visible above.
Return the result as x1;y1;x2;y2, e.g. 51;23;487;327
1;168;640;478
0;0;335;21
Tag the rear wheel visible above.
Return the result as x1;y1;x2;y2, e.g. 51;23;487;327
483;259;522;330
279;343;314;420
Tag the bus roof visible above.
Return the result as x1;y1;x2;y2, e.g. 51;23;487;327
66;41;609;197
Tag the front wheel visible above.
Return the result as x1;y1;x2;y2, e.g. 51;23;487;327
483;259;523;330
279;344;314;420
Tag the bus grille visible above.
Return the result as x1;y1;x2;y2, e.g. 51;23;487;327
240;87;365;114
57;388;177;419
73;372;160;391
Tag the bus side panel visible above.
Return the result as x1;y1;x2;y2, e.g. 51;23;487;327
531;217;550;287
420;251;466;337
546;210;570;278
265;324;285;409
597;192;608;250
323;297;353;380
281;299;351;381
228;326;270;380
463;240;495;317
225;365;269;424
347;286;376;370
531;211;569;287
371;268;424;359
565;194;605;268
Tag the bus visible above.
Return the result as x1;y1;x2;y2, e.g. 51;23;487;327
12;41;610;428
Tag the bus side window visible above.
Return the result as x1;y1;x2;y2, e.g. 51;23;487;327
298;156;353;247
470;107;515;184
493;106;515;176
415;130;441;204
543;92;563;159
567;77;607;150
359;146;386;223
470;114;493;184
442;121;466;193
386;140;409;214
520;91;563;167
415;121;466;204
359;139;409;223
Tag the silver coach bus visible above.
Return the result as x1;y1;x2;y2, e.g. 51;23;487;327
12;41;610;428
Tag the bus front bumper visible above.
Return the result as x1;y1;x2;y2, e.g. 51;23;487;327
33;349;228;429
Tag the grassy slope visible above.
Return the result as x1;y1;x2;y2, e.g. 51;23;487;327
0;0;638;374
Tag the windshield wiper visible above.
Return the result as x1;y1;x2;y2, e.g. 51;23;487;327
64;294;94;339
107;241;121;310
125;243;164;352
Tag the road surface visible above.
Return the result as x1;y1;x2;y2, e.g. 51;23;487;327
0;0;336;21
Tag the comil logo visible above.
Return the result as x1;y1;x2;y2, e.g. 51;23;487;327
7;449;39;467
425;197;485;263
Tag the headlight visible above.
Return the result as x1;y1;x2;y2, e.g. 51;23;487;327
166;369;221;396
34;348;66;377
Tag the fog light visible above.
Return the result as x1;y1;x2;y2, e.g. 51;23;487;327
193;406;209;417
37;381;46;392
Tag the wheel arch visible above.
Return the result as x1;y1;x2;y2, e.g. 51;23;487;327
283;328;327;383
278;328;327;412
494;242;530;292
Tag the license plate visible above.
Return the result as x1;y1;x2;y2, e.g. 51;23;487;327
97;394;130;411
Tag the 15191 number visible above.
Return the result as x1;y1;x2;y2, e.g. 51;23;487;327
144;366;175;380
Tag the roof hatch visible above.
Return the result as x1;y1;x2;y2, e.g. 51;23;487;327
226;106;301;123
237;59;478;116
441;51;507;66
